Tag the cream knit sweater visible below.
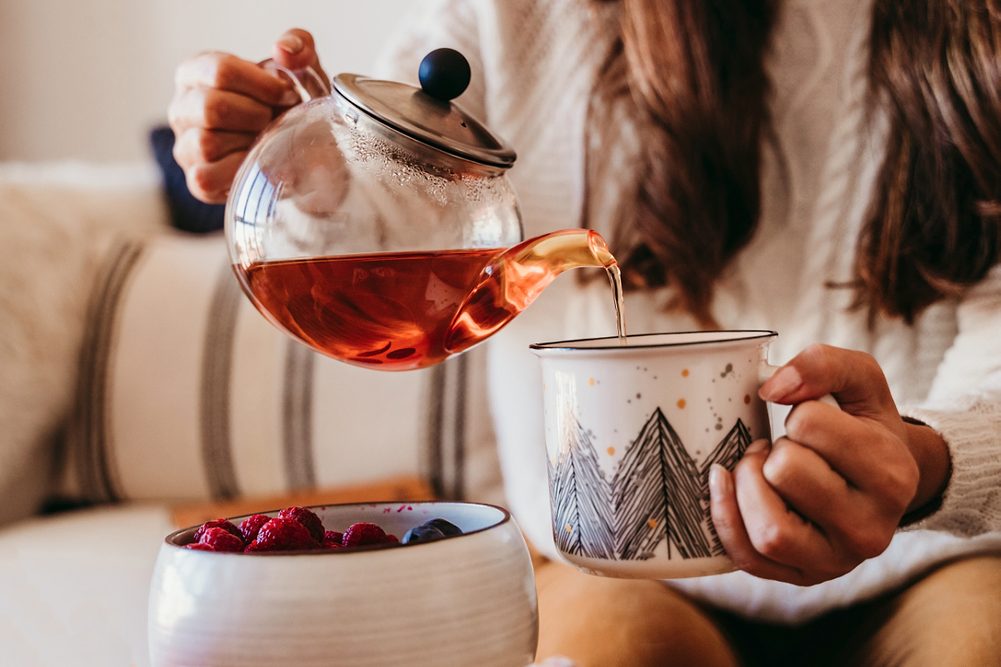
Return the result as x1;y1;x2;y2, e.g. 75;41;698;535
378;0;1001;622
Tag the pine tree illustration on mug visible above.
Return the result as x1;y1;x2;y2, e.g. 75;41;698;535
550;420;616;559
549;408;751;560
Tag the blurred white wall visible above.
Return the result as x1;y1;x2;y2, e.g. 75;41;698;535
0;0;417;162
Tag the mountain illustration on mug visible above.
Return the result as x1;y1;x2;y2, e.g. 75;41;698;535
549;408;751;561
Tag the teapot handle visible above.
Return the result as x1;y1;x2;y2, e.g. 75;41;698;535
258;58;330;103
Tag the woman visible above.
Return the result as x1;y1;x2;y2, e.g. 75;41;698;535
169;1;1001;663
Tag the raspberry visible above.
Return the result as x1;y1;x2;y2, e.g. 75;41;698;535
246;517;318;552
278;506;325;542
198;527;244;552
323;530;343;545
384;534;399;544
341;522;387;547
240;514;271;543
193;519;242;543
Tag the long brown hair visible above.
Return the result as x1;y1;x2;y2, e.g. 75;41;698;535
592;0;1001;324
862;0;1001;322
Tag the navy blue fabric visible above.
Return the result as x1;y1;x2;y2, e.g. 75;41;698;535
149;126;225;233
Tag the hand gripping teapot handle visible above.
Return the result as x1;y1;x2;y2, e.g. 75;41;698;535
258;58;330;103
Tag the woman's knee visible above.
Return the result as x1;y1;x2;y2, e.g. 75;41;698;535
862;556;1001;666
534;561;738;667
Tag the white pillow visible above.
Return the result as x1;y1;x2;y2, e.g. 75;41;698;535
0;162;165;525
57;232;502;505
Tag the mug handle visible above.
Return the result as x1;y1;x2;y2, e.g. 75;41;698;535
258;58;330;103
758;362;839;441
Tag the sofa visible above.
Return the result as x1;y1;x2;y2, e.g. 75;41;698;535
0;161;175;665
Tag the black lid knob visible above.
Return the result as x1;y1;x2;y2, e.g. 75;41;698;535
418;48;471;101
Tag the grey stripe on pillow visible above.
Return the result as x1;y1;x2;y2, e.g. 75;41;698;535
425;364;446;498
73;239;145;502
423;355;470;500
453;352;469;500
199;263;242;499
283;340;317;489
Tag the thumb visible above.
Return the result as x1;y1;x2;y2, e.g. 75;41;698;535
272;29;327;81
759;344;895;415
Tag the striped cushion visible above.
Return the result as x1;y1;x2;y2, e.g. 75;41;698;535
58;233;502;505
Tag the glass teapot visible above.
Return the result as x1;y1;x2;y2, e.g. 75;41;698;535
226;49;617;371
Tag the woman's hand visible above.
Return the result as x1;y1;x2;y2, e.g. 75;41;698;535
709;344;951;585
168;29;327;203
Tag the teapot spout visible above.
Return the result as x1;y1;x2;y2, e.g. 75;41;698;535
446;229;617;354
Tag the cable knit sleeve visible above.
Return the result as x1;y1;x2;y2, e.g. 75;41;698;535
900;265;1001;536
370;0;488;122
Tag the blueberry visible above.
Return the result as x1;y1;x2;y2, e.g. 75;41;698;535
401;518;464;545
402;524;446;545
418;48;471;101
426;518;462;537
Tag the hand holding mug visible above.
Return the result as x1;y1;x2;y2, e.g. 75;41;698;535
709;344;951;585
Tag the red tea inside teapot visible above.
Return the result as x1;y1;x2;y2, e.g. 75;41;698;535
241;229;621;371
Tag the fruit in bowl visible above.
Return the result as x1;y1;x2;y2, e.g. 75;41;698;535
182;504;463;553
148;501;537;667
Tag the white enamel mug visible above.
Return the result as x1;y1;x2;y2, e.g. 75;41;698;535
531;330;833;579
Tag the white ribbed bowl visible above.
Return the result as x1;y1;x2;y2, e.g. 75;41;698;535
148;501;537;667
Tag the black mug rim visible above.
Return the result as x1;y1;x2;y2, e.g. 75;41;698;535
529;329;778;352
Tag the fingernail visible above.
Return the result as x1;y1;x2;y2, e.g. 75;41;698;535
709;464;732;498
745;438;769;454
276;89;301;107
760;365;802;401
277;34;304;54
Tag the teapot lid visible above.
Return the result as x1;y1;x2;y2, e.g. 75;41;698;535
331;49;516;169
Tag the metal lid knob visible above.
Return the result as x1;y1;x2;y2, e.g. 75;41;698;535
418;48;471;101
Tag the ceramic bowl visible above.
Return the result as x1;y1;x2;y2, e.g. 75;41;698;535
148;501;537;667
